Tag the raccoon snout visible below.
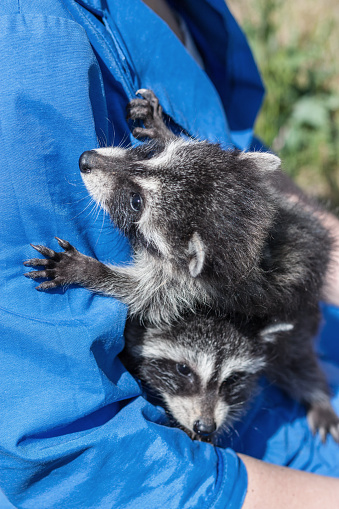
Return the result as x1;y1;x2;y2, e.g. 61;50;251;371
79;151;96;174
193;419;216;437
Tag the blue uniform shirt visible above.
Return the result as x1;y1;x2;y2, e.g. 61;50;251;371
0;1;338;508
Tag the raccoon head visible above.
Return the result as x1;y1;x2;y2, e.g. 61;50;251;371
123;315;292;442
79;139;280;278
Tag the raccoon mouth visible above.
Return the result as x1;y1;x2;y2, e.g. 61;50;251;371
163;406;218;443
194;433;214;443
173;421;216;443
190;429;215;443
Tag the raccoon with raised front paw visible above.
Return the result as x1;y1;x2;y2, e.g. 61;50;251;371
24;90;332;334
24;89;338;441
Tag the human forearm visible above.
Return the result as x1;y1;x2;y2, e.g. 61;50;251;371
240;453;339;509
318;211;339;307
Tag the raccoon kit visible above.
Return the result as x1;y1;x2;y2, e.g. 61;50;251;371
123;315;339;443
24;89;331;334
24;89;338;439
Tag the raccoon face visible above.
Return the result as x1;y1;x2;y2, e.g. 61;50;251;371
123;316;293;441
79;143;171;255
79;139;280;276
124;316;267;441
79;140;210;265
153;355;262;440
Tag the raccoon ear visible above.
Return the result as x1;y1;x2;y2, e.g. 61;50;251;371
259;323;294;343
188;232;205;278
239;151;281;172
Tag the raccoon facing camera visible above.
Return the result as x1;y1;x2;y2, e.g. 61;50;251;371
24;89;332;335
122;315;339;444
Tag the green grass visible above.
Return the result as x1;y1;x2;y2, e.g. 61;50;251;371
228;0;339;210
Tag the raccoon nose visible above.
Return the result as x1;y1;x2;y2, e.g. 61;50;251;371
79;151;95;174
193;419;217;437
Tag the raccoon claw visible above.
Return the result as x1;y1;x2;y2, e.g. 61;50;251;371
126;89;175;141
55;236;76;252
329;423;339;443
24;269;56;280
136;88;159;104
24;239;83;290
35;279;65;291
132;127;161;140
29;243;61;261
23;257;56;268
307;403;339;443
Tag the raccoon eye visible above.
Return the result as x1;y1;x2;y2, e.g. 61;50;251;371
130;192;143;212
220;372;243;392
176;363;192;377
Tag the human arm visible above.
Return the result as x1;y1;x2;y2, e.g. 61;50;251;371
240;454;339;509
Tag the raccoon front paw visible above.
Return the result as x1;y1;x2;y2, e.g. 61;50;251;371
127;89;175;141
24;237;87;291
307;402;339;443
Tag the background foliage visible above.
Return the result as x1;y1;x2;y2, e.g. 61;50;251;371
228;0;339;210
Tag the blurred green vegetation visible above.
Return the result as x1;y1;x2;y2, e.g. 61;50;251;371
229;0;339;210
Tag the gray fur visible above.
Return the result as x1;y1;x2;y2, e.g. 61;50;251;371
122;314;339;443
24;90;332;332
23;89;338;440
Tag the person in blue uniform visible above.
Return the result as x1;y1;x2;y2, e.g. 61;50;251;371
0;1;339;508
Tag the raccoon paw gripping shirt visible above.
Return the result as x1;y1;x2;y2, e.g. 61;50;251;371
0;1;338;508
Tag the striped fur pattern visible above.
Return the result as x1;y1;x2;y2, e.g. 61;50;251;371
122;314;339;443
24;89;339;441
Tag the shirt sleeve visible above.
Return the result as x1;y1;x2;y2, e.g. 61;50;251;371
0;9;247;508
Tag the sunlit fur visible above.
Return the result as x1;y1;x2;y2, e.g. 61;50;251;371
77;135;333;330
122;315;268;442
28;120;332;329
122;314;339;443
25;90;339;440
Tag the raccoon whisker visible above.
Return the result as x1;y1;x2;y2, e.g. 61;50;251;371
80;199;100;221
83;199;109;226
216;422;233;438
97;131;106;149
95;209;113;245
91;208;106;240
91;201;103;222
69;198;98;221
68;194;93;206
120;132;132;150
109;129;131;151
231;427;241;441
63;175;80;187
109;119;118;149
188;132;202;143
99;121;114;149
